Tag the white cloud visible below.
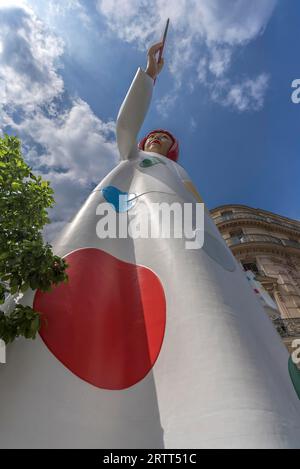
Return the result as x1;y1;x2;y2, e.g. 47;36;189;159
9;99;117;183
30;0;92;30
211;73;270;112
193;0;277;45
155;93;174;118
0;3;64;110
97;0;276;47
97;0;277;113
197;57;208;84
0;2;119;241
209;46;232;78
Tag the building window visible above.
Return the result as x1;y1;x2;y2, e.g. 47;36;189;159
221;210;233;216
242;261;259;274
229;229;244;240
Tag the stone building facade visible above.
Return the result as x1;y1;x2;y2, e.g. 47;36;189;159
211;204;300;352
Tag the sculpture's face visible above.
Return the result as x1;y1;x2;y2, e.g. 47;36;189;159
144;132;173;156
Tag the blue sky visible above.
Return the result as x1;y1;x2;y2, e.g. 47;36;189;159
0;0;299;240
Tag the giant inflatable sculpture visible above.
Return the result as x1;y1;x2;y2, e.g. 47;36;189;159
0;40;300;449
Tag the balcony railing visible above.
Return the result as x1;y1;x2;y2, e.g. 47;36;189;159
214;212;264;224
227;233;285;248
273;318;300;338
213;211;300;232
281;239;300;249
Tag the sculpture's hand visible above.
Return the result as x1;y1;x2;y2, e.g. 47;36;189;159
145;42;164;80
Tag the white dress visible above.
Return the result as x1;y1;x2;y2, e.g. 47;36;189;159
0;68;299;449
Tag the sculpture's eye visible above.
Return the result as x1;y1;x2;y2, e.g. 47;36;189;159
101;186;137;212
139;157;165;168
140;158;153;167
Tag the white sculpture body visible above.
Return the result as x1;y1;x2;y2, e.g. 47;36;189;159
0;68;299;449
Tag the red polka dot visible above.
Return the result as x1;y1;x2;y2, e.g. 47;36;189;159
34;248;166;390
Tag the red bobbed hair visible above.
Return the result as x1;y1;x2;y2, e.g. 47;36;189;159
138;129;179;162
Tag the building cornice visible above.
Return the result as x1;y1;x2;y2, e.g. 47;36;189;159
230;241;300;259
216;216;300;238
210;204;300;230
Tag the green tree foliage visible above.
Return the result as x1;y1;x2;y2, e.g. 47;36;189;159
0;134;68;344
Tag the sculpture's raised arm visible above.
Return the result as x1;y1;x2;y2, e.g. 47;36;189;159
116;42;164;160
